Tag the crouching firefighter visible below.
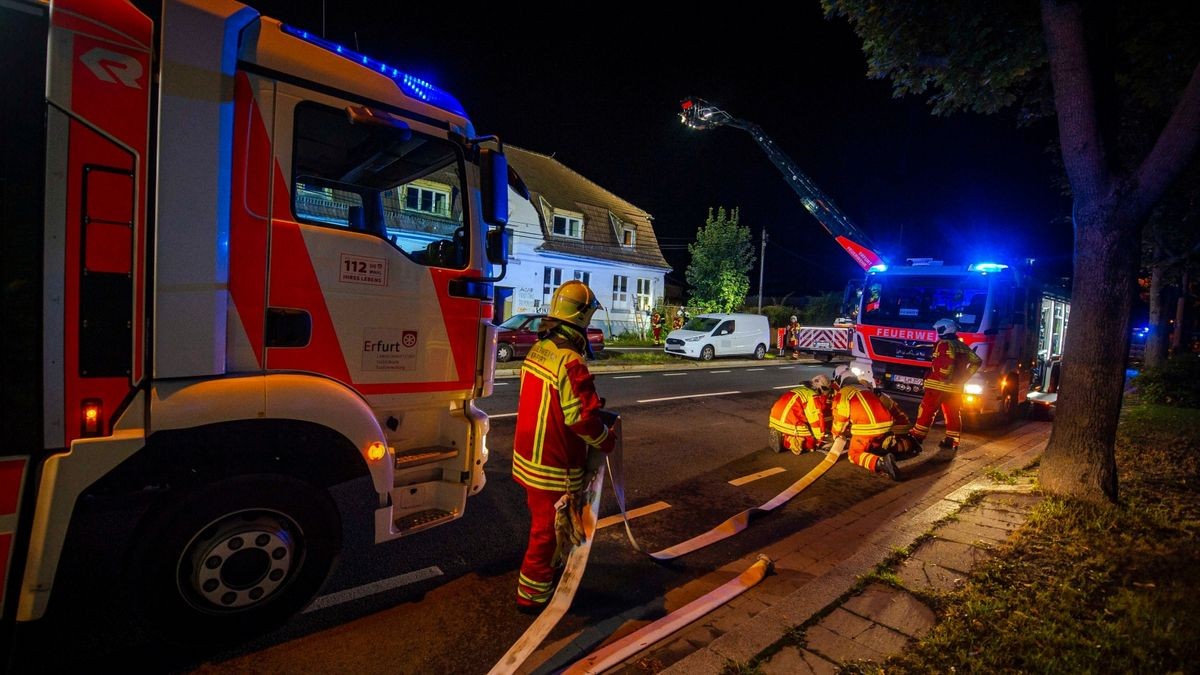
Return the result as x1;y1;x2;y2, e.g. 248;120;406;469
831;368;901;480
768;375;833;454
512;280;616;613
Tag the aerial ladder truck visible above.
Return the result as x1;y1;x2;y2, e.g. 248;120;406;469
679;97;1068;420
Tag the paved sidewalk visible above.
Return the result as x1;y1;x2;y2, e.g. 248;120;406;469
595;422;1048;674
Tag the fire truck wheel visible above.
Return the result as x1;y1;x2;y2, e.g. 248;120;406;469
817;353;833;363
699;345;715;361
497;342;515;362
1001;384;1020;423
127;474;341;646
754;344;767;360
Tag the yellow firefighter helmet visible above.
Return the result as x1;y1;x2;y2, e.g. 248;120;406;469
549;280;602;328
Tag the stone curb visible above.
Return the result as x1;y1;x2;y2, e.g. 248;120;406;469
658;440;1043;674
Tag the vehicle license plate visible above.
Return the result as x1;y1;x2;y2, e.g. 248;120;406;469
893;374;922;385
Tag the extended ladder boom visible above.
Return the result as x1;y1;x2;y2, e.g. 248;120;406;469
680;97;885;271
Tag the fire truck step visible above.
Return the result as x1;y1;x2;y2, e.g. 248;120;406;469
394;446;459;469
394;508;454;532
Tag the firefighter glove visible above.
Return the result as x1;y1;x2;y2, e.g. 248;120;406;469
598;425;617;455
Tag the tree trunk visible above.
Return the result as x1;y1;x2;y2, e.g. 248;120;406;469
1172;269;1189;352
1039;200;1138;504
1144;252;1167;367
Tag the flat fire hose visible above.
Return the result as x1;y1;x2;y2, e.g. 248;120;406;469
562;555;773;675
488;447;607;675
606;435;847;559
490;417;844;674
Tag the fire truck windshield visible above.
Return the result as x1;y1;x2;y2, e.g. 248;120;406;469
860;275;989;333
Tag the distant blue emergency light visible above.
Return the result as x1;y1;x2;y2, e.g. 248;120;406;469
282;25;467;118
968;262;1009;273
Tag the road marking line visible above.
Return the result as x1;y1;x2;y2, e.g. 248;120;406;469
305;566;444;613
708;370;730;374
494;381;510;386
662;372;688;377
490;412;518;418
728;467;787;486
637;391;740;403
612;375;642;379
773;384;799;389
777;366;795;369
597;501;670;529
746;368;764;372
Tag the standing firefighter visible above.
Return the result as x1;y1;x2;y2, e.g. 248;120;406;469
911;319;983;450
769;375;833;454
672;309;684;331
512;280;616;612
786;315;802;359
830;369;901;480
651;310;665;345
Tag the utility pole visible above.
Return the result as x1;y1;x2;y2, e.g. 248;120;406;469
757;228;768;314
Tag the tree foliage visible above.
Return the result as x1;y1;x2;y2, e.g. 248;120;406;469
686;207;755;313
824;0;1200;503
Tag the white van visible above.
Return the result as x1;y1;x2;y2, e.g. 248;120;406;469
664;313;771;361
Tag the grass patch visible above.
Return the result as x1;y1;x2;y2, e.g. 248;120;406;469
876;403;1200;673
600;352;683;366
983;467;1018;484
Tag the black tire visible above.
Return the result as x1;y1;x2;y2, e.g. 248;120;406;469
754;344;767;360
127;475;341;647
768;428;785;453
497;342;514;362
700;345;715;361
817;352;833;363
1001;385;1020;424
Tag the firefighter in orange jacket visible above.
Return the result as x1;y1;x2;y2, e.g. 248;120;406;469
911;319;983;450
830;369;901;480
768;374;832;454
512;280;615;612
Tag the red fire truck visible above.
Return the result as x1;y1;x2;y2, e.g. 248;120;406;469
1;0;513;644
848;259;1070;421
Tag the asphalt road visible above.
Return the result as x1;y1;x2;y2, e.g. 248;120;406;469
12;360;919;673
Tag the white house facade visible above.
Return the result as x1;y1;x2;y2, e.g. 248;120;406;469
497;147;671;337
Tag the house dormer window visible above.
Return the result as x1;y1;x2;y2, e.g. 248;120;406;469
552;212;583;239
621;228;637;247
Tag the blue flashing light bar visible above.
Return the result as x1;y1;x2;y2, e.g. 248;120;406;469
281;25;467;118
867;263;888;273
968;262;1009;273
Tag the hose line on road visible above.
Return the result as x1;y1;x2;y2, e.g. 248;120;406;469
490;414;847;674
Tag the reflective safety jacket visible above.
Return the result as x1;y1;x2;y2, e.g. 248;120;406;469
769;386;826;438
923;337;983;392
831;383;893;438
513;324;609;492
875;389;912;434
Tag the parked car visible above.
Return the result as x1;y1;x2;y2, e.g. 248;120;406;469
664;312;771;361
495;313;605;362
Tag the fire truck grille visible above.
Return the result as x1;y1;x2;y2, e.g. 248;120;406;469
869;337;935;362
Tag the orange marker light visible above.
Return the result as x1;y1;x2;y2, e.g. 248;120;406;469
366;441;387;462
82;399;103;436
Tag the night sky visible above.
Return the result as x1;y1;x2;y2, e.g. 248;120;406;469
245;1;1075;298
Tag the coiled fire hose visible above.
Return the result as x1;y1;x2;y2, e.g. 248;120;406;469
490;414;847;674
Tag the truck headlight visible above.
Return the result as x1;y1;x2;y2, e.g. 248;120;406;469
964;383;984;395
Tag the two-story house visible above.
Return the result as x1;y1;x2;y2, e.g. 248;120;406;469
500;146;671;337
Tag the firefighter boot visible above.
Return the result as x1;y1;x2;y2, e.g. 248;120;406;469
876;453;901;481
938;437;959;451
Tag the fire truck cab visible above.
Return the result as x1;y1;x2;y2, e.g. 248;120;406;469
2;0;512;645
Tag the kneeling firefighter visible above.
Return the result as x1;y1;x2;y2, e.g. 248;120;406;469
512;280;616;612
830;368;901;480
768;375;833;454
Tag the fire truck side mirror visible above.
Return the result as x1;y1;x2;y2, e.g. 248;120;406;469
486;227;510;265
480;148;509;228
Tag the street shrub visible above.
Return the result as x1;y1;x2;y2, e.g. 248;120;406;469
1132;354;1200;408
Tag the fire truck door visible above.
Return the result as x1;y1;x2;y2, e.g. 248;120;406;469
265;86;480;393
